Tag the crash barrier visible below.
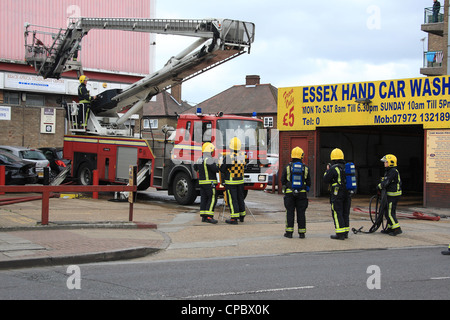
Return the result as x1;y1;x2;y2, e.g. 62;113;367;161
0;167;137;225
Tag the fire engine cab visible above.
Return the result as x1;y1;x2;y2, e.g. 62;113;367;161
63;109;268;204
24;17;268;204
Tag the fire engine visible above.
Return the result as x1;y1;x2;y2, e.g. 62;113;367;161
24;17;268;204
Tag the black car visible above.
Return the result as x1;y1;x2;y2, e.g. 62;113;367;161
39;147;71;172
0;150;38;185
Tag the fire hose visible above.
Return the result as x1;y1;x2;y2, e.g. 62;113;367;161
352;189;388;234
352;189;440;234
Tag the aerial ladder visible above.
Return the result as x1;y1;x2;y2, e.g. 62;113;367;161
24;18;255;136
23;18;258;195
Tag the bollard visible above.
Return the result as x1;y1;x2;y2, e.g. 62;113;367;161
0;166;5;195
93;169;99;199
43;167;50;185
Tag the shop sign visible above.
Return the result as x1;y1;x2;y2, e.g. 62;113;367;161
40;107;56;134
278;76;450;131
4;73;65;94
426;130;450;184
0;106;11;120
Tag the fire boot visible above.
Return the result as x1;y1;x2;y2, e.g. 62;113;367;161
389;227;403;236
284;232;293;238
204;216;218;224
225;218;238;225
330;233;346;240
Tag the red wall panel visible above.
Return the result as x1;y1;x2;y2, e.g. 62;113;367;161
0;0;154;74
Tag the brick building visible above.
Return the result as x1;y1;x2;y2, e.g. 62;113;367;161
0;0;154;149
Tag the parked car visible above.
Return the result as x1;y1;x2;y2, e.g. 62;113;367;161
0;150;38;185
39;147;71;171
0;146;49;180
264;154;279;185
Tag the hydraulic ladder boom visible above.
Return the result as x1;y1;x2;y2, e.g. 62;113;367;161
24;17;255;134
24;17;254;83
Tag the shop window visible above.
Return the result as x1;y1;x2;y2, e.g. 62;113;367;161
4;92;20;105
26;94;45;106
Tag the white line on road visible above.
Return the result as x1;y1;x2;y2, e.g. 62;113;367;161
430;277;450;280
183;286;315;299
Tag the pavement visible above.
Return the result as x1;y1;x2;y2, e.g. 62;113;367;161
0;188;449;270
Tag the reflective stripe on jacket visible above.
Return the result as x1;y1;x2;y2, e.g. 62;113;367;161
194;155;218;185
378;167;402;197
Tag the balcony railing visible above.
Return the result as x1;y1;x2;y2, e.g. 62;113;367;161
424;6;444;24
423;50;444;68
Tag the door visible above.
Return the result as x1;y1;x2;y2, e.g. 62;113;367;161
290;137;308;165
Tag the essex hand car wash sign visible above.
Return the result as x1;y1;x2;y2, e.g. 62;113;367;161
278;76;450;131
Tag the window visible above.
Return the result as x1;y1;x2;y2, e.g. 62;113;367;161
185;121;191;141
264;117;273;128
26;94;45;106
193;121;212;143
4;92;20;105
143;118;158;129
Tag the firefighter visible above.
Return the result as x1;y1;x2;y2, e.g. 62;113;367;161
281;147;311;238
220;137;246;225
194;142;218;224
377;154;403;236
323;148;352;240
77;75;96;127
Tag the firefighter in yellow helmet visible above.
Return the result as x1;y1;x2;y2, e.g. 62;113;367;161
323;148;352;240
77;75;96;128
377;154;402;236
281;147;311;238
219;137;246;224
193;142;218;224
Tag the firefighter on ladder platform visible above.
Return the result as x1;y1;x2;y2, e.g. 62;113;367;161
220;137;246;225
77;75;96;128
194;142;219;224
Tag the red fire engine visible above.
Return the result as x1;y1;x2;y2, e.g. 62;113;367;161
63;110;268;204
24;18;267;204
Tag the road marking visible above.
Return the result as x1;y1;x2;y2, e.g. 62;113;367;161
183;286;315;299
430;277;450;280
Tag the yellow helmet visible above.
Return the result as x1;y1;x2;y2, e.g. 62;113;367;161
79;75;88;83
229;137;242;151
330;148;344;160
381;154;397;167
291;147;304;160
202;142;215;153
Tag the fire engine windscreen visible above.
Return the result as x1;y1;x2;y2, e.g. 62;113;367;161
216;119;267;154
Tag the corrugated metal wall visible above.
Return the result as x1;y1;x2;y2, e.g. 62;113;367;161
0;0;154;75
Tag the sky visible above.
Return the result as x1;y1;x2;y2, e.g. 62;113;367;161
153;0;432;105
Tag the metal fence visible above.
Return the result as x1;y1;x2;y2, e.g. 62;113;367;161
424;6;444;24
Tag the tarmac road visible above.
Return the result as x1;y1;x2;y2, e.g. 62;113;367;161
0;188;449;269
